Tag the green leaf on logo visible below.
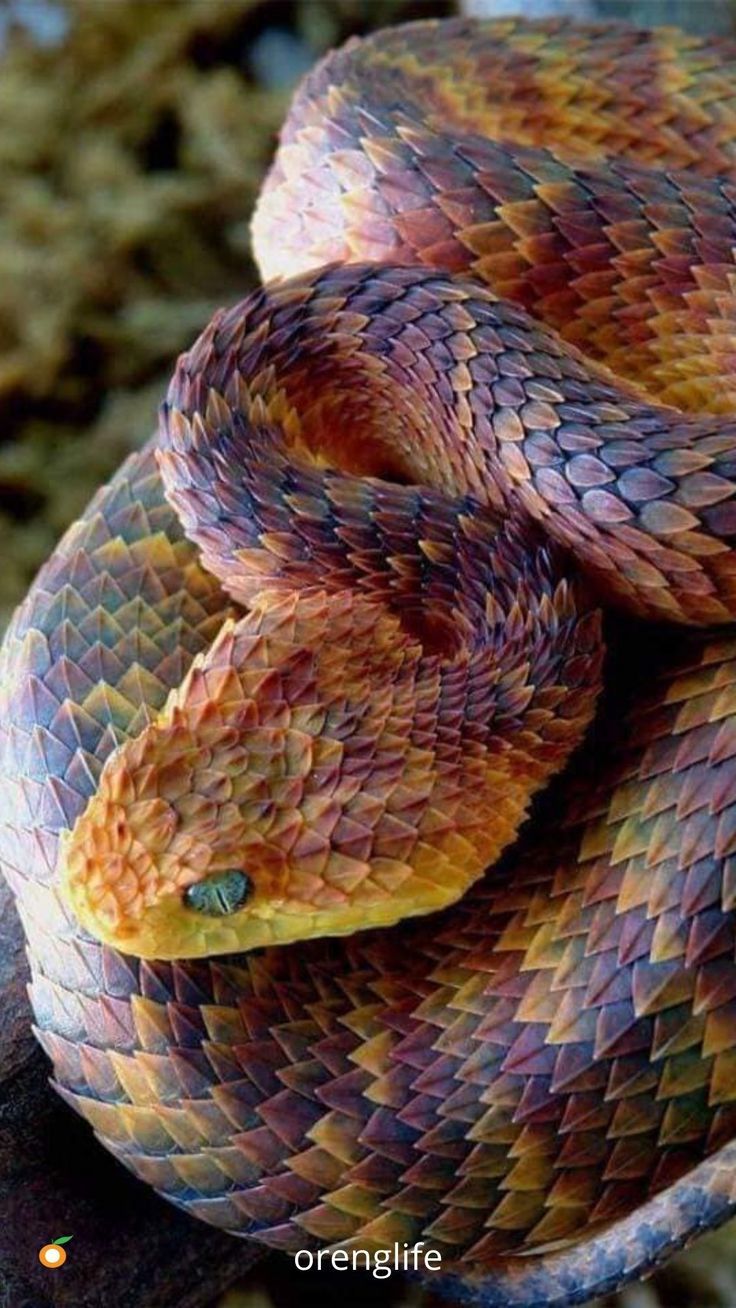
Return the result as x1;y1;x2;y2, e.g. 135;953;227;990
52;1236;73;1245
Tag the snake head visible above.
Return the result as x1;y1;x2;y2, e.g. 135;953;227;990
58;589;472;959
58;553;601;961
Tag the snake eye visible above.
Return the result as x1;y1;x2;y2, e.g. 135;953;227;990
183;869;252;916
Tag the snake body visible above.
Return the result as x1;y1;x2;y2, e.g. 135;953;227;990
5;16;736;1305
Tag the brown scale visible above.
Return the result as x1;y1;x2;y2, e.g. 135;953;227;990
255;17;736;410
4;17;736;1308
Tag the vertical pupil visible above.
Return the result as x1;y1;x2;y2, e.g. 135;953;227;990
184;870;252;916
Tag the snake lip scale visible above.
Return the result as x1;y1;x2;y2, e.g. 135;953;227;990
4;14;736;1306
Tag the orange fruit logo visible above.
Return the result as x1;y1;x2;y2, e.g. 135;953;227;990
39;1236;72;1268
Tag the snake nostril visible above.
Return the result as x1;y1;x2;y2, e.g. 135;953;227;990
183;869;253;916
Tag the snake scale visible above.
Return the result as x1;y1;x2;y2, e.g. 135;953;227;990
5;15;736;1305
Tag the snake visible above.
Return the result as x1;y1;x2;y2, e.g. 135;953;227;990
6;14;736;1306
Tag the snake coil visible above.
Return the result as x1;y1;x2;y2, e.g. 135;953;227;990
4;17;736;1307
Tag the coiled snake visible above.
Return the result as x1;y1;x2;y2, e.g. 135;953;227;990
5;16;736;1306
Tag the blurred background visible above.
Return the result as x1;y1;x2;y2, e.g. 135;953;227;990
1;1;736;1306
